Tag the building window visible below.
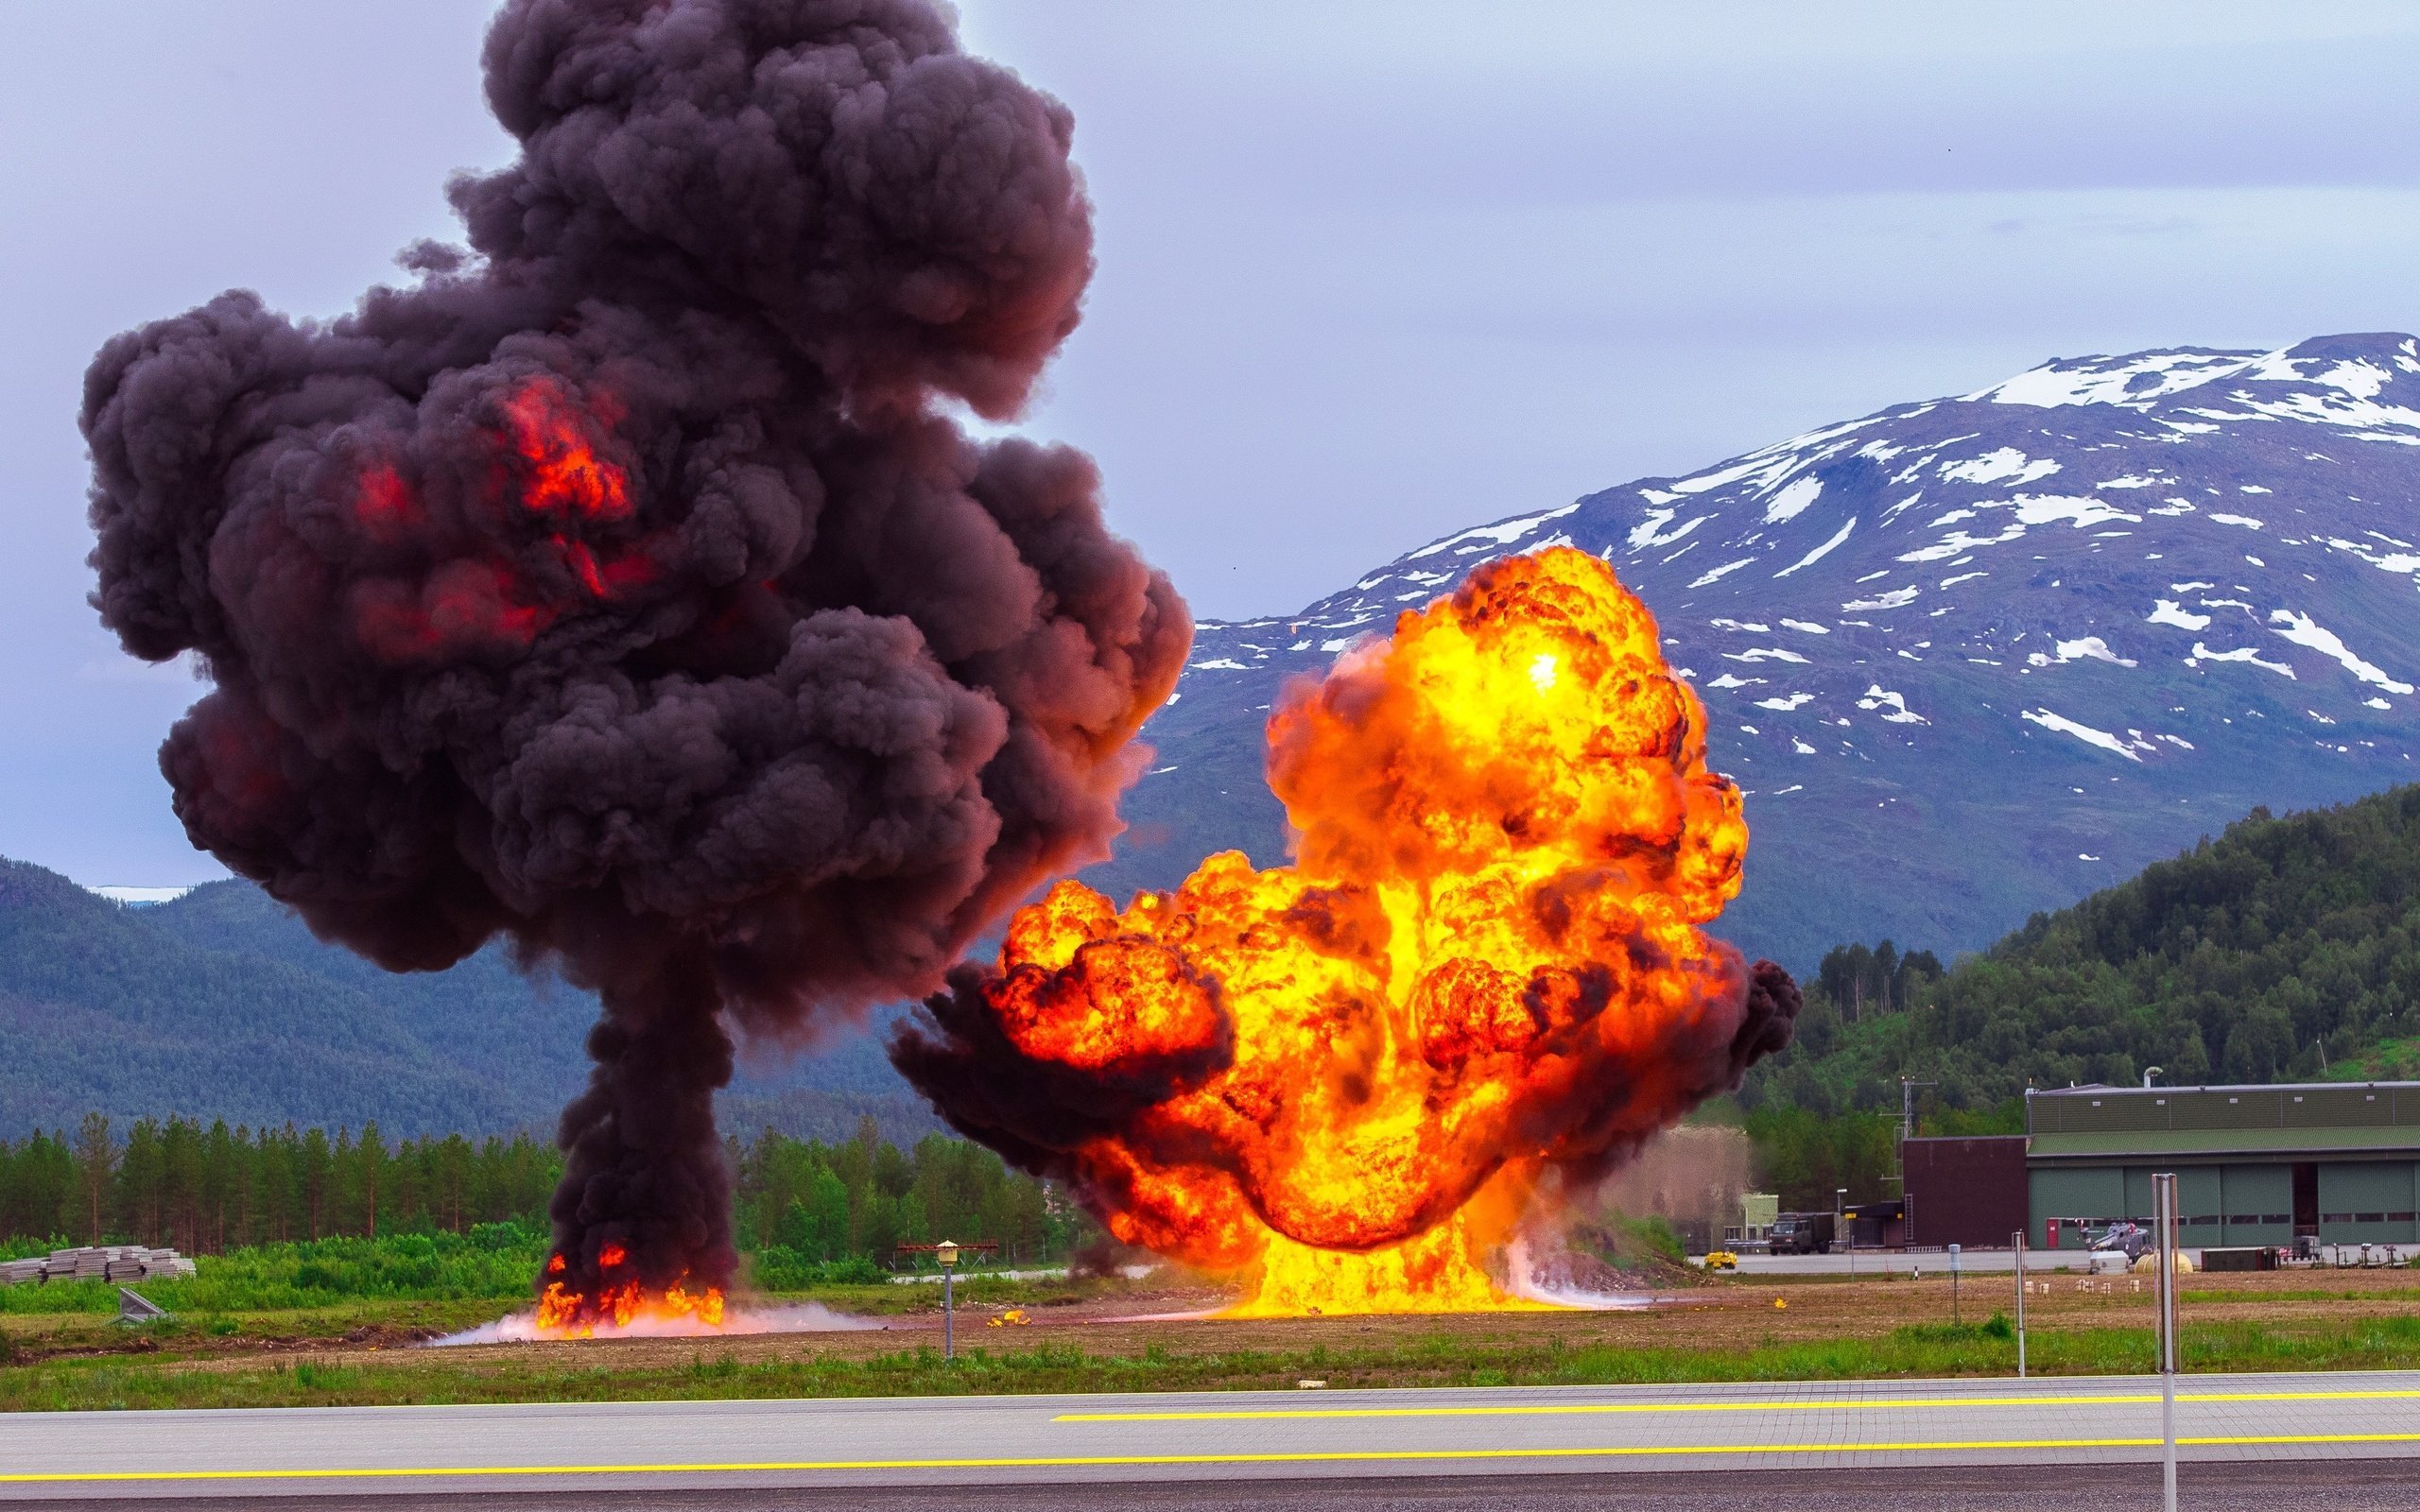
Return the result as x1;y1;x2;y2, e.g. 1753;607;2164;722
2261;1214;2289;1225
2390;1212;2417;1223
2187;1214;2220;1226
2357;1212;2386;1224
2324;1212;2354;1224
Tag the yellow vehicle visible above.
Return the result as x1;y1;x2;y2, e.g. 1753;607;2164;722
1704;1250;1739;1271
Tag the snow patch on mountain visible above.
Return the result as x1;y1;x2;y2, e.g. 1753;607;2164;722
1940;448;2061;487
1122;332;2420;969
2024;709;2149;761
2190;643;2297;679
1775;517;1857;576
2268;611;2413;695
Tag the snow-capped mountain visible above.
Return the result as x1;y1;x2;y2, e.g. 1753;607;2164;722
1094;333;2420;970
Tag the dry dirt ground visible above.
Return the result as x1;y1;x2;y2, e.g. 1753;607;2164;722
65;1263;2415;1379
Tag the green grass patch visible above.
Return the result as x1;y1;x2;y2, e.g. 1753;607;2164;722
0;1225;551;1316
2182;1287;2420;1304
0;1227;1101;1323
7;1314;2418;1413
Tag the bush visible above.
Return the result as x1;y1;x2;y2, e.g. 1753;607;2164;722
0;1229;555;1314
751;1247;888;1291
1895;1316;2013;1345
469;1220;543;1253
1613;1215;1685;1265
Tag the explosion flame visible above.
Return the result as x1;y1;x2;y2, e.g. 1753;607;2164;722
896;548;1799;1314
534;1246;723;1338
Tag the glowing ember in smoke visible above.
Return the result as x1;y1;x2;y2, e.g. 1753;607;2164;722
896;547;1799;1315
499;377;631;520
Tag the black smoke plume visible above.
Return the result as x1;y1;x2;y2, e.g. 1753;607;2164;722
84;0;1187;1315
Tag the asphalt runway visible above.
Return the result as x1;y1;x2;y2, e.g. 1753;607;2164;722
1703;1246;2420;1275
22;1462;2420;1512
4;1369;2417;1504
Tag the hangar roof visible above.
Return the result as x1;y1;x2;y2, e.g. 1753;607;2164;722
2025;1081;2420;1157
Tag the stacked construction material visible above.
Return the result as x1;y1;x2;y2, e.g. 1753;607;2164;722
0;1246;196;1286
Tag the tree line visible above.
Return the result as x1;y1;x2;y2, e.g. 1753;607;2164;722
1747;787;2420;1118
1813;940;1944;1023
1733;1099;2023;1212
0;1113;1086;1268
735;1121;1088;1272
0;1115;560;1254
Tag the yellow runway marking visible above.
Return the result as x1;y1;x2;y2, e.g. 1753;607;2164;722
8;1433;2420;1486
1060;1385;2420;1422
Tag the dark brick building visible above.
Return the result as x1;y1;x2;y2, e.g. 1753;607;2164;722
1901;1134;2028;1247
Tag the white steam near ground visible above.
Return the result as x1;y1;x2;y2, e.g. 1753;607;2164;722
431;1301;879;1347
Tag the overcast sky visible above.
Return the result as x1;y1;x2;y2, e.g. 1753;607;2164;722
7;1;2420;887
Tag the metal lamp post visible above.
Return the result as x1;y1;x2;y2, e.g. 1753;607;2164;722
2152;1174;2179;1512
936;1238;959;1362
2013;1227;2028;1379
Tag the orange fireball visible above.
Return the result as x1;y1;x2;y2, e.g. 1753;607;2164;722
896;547;1797;1314
533;1238;725;1339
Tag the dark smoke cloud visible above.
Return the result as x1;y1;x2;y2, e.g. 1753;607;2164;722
892;955;1237;1176
84;0;1187;1311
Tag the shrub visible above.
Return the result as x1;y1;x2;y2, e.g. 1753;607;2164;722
751;1248;887;1291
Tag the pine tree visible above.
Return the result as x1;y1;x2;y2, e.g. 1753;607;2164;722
72;1113;112;1245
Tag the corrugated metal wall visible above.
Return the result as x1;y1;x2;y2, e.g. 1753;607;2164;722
2030;1159;2418;1246
2318;1163;2419;1245
2030;1085;2420;1136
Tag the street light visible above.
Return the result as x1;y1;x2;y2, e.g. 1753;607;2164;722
2014;1227;2029;1379
935;1239;959;1361
2152;1173;2180;1512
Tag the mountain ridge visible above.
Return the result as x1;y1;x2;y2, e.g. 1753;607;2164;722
25;331;2420;1130
0;858;935;1143
1098;332;2420;970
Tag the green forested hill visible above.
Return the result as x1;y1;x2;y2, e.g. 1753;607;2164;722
0;860;933;1142
1748;785;2420;1114
31;775;2420;1143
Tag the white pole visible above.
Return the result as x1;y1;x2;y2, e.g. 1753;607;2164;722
2014;1228;2027;1379
2153;1172;2178;1512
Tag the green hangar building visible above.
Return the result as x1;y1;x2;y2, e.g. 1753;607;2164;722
2025;1081;2420;1251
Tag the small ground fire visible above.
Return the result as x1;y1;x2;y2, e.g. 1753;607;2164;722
532;1244;722;1338
897;547;1800;1315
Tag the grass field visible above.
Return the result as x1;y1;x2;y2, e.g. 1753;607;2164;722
3;1248;2416;1413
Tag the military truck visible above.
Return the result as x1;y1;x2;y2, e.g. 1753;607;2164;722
1769;1211;1837;1255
